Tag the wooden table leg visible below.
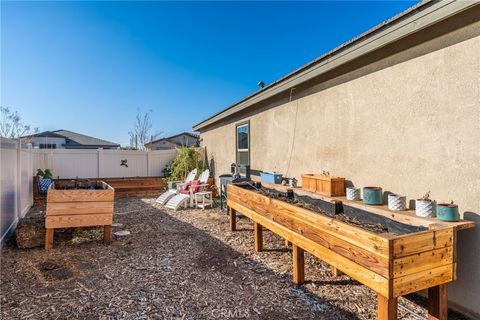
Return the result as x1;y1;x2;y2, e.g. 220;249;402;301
103;225;112;245
229;207;236;231
285;239;291;247
331;266;344;277
428;284;448;320
254;222;263;252
45;228;54;251
292;244;305;285
377;294;397;320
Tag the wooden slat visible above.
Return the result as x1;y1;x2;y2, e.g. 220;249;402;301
378;294;397;320
229;207;236;231
228;200;390;297
47;189;114;203
228;189;390;276
46;213;113;229
46;201;114;216
392;264;453;297
45;228;54;251
393;228;453;258
103;225;112;245
228;186;390;257
393;246;453;278
292;244;305;284
254;222;263;252
331;266;344;277
428;284;448;320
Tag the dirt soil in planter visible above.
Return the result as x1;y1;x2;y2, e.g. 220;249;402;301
0;197;469;320
254;187;389;234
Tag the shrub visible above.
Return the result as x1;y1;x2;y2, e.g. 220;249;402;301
162;163;173;178
168;147;205;181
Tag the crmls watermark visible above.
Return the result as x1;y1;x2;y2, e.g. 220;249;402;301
211;307;250;318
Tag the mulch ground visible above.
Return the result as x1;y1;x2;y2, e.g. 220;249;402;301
0;197;470;319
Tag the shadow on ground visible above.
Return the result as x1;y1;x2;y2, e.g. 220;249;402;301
1;198;358;319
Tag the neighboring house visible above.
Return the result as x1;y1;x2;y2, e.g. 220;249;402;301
145;132;199;150
25;129;120;149
193;2;480;318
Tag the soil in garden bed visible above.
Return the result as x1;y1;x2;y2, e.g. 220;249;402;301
53;180;108;190
239;183;426;235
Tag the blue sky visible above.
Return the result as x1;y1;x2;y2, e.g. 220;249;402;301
1;1;417;146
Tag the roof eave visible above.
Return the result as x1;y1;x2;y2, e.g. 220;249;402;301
192;0;476;132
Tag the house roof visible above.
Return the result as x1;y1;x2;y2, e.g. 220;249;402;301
145;132;199;146
28;129;120;148
192;0;478;131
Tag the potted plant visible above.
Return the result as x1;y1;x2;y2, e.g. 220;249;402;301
362;187;383;205
415;191;435;217
346;187;361;201
388;193;406;211
36;169;53;194
436;201;460;222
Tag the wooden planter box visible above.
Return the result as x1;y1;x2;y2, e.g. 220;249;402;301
82;177;166;198
301;173;345;196
45;181;114;250
227;183;474;319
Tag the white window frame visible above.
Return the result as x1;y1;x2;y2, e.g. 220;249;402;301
236;122;249;165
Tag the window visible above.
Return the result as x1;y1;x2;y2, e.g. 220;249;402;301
236;122;249;165
39;144;56;149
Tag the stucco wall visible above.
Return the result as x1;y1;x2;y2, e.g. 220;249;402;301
199;20;480;317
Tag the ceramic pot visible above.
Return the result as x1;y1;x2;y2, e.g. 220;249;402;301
39;178;52;194
436;203;459;222
363;187;383;205
346;187;361;201
415;199;435;217
388;194;406;211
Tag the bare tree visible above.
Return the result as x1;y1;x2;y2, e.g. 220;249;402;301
0;106;38;138
128;109;162;150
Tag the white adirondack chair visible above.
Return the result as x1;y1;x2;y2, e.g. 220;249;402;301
165;169;210;210
156;168;197;205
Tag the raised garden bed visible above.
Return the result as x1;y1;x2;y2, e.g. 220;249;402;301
81;177;166;198
227;182;474;320
45;181;114;250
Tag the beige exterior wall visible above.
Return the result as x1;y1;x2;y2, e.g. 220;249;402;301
200;20;480;317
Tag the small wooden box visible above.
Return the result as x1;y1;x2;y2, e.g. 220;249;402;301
301;174;345;196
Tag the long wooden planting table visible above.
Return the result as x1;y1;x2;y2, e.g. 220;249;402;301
227;183;474;320
45;181;115;250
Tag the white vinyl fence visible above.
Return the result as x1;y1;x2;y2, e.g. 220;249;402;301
0;144;177;242
32;148;177;179
1;138;33;243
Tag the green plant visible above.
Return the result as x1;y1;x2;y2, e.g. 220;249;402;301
36;168;53;179
168;147;205;182
421;191;431;201
162;163;173;178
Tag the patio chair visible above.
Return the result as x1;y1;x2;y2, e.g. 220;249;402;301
165;169;210;210
156;168;197;205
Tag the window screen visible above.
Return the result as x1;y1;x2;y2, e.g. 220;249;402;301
236;123;249;165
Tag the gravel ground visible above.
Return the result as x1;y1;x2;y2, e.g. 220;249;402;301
0;197;470;319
